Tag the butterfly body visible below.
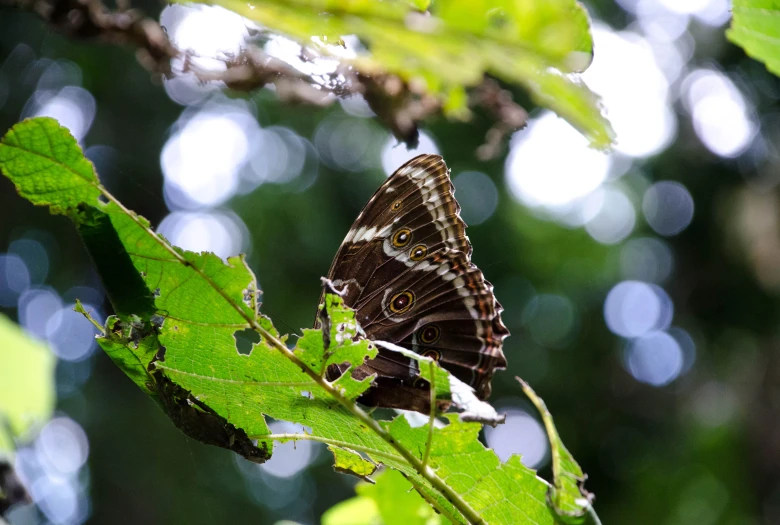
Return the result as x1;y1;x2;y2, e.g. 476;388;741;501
320;154;508;411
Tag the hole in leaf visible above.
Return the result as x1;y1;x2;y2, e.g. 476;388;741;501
234;328;261;355
242;288;260;309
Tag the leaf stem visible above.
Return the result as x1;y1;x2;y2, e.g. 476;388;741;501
422;359;436;469
98;186;486;525
404;471;464;525
259;433;403;462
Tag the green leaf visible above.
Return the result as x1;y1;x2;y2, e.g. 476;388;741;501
185;0;613;148
363;469;441;525
521;379;593;523
325;468;442;525
297;292;378;401
383;414;557;524
322;493;379;525
0;117;102;214
329;445;377;479
0;117;602;525
0;313;56;452
727;0;780;77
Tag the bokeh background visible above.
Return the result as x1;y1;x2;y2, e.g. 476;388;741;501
2;0;779;523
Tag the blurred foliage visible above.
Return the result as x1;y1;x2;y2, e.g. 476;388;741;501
0;313;54;453
728;0;780;77
323;468;441;525
193;0;614;148
0;313;52;515
0;1;779;525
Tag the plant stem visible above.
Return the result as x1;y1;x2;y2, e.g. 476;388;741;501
260;433;403;462
422;359;436;469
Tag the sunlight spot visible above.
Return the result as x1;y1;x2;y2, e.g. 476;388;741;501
682;68;756;158
485;407;549;468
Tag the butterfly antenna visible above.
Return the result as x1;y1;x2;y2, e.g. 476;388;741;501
257;304;302;337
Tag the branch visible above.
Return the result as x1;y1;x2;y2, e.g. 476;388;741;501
1;0;175;75
1;0;528;155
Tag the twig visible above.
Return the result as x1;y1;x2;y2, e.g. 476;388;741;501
0;0;527;154
470;78;528;160
0;0;175;75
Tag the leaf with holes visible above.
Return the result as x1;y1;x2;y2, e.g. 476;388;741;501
0;117;601;525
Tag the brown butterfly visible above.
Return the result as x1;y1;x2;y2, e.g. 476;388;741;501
318;154;508;412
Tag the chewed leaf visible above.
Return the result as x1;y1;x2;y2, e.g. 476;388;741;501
1;117;603;525
297;289;378;400
520;378;593;522
329;446;377;480
383;414;555;524
96;314;160;401
300;291;377;374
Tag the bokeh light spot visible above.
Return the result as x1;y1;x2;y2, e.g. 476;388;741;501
25;86;96;142
157;210;250;260
484;408;549;468
162;102;259;209
625;331;683;386
452;171;499;226
316;116;386;172
643;181;694;236
584;188;636;245
246;127;308;187
161;5;252;70
584;26;677;157
18;287;62;341
522;294;577;348
620;237;674;283
36;417;90;475
683;68;756;158
604;281;673;338
506;112;610;209
261;422;317;478
0;253;31;307
381;131;439;175
46;303;101;362
9;238;49;285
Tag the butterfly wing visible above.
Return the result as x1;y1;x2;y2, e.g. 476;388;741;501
321;154;508;407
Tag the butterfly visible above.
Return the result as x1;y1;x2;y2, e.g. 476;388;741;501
318;154;509;413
